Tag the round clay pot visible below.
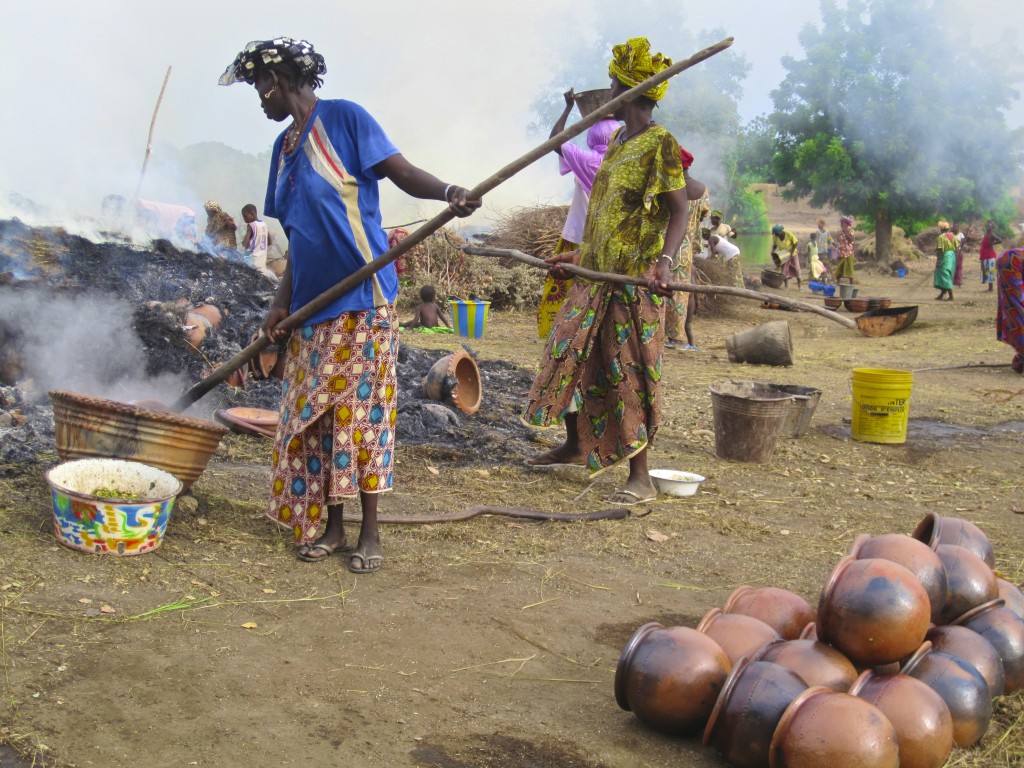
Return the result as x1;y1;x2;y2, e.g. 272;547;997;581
697;608;782;665
703;657;808;768
935;544;998;625
901;641;992;747
926;624;1005;697
614;622;731;735
954;598;1024;694
817;556;930;666
190;303;223;330
724;585;815;640
850;533;948;623
421;349;482;415
997;578;1024;620
184;312;208;347
754;639;858;692
912;512;995;568
769;686;899;768
849;670;954;768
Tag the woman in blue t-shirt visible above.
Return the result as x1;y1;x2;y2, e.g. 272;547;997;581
220;38;480;572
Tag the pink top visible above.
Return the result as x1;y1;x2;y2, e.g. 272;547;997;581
558;119;618;243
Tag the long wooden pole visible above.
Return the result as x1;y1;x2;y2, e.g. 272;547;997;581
170;37;736;412
460;245;859;329
135;66;172;200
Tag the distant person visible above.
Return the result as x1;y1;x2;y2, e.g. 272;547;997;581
538;88;618;340
203;200;239;252
935;221;957;301
980;220;1002;292
241;203;276;281
708;233;744;288
807;233;828;281
996;246;1024;374
952;223;966;287
771;224;802;289
401;285;450;330
665;148;708;351
835;216;856;284
709;210;736;240
816;218;835;261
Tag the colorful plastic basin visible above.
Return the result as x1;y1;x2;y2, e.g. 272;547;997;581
46;458;183;555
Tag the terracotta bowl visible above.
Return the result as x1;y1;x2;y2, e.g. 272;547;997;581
824;296;843;310
926;624;1005;697
844;298;871;313
189;303;223;330
935;545;998;625
769;687;899;768
615;622;731;735
954;598;1024;694
724;585;816;640
50;390;227;492
697;608;782;666
754;639;858;692
912;512;995;568
850;533;948;623
704;657;807;768
849;670;954;768
901;641;992;747
817;556;931;666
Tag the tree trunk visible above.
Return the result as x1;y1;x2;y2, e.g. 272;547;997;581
874;208;893;263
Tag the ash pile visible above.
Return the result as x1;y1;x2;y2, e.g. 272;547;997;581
0;219;540;473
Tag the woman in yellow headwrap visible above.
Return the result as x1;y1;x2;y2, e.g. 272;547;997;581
523;38;689;506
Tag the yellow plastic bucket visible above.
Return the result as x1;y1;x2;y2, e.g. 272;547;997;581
850;368;913;444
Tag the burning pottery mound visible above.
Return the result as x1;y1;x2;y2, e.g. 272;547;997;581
0;219;544;471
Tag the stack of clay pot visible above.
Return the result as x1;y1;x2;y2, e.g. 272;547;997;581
615;511;1024;768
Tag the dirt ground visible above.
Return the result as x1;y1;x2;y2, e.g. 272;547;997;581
2;251;1024;767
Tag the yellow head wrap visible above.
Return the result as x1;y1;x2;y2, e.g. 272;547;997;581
938;220;950;231
608;37;672;102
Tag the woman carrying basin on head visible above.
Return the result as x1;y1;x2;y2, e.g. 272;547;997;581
218;37;480;572
523;37;688;506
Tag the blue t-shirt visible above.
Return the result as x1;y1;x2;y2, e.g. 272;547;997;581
265;99;400;325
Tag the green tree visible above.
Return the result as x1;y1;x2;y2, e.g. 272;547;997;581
531;1;750;214
770;0;1024;261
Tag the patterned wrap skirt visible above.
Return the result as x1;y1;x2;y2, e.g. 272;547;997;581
536;237;578;340
523;276;665;476
267;305;398;543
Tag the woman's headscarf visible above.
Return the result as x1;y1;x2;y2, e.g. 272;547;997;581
218;37;326;86
937;220;950;231
710;209;724;219
772;224;784;235
559;118;618;195
840;216;854;226
608;37;672;102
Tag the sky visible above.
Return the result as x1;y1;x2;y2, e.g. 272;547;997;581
1;0;1022;229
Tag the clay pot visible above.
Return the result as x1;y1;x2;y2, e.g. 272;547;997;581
421;349;482;415
849;670;954;768
817;557;931;666
724;586;815;640
614;622;731;735
912;512;995;568
697;608;782;665
769;687;899;768
901;641;992;747
954;598;1024;694
926;624;1005;697
184;312;208;347
997;578;1024;620
934;544;998;624
850;533;948;623
190;303;223;330
754;639;858;692
703;657;808;768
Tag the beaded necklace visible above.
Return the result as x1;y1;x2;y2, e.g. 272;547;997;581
282;97;319;155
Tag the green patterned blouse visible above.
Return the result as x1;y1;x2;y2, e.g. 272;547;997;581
578;125;685;277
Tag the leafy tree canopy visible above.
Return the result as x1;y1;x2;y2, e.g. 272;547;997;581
770;0;1023;250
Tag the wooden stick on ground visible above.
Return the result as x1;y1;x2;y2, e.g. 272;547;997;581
459;244;859;330
170;37;735;413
